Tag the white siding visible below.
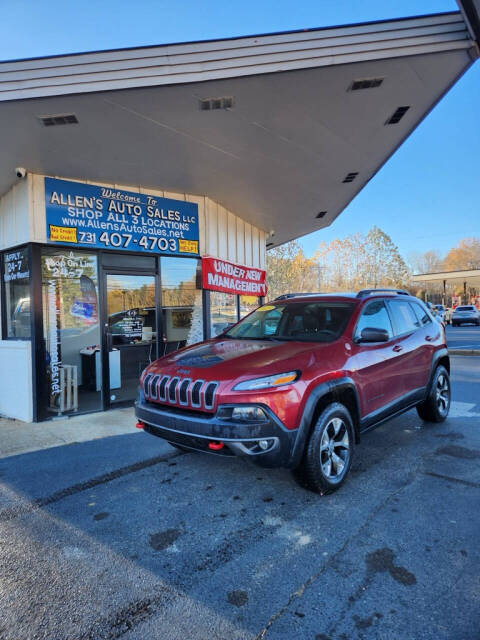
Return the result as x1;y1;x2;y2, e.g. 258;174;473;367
24;173;266;269
0;341;33;421
0;178;31;250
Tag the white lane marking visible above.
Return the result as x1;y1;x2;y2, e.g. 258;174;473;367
449;401;480;418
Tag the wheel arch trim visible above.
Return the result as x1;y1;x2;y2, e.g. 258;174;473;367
288;377;360;468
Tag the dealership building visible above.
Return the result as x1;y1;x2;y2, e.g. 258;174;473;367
0;7;479;422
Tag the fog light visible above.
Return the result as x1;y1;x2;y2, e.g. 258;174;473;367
258;440;269;450
232;406;267;421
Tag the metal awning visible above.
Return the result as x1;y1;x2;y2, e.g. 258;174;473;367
0;12;477;247
412;269;480;286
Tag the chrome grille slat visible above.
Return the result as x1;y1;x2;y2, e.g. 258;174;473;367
143;375;219;410
191;380;204;407
168;377;180;403
179;378;191;405
158;375;169;401
204;382;219;410
150;374;161;400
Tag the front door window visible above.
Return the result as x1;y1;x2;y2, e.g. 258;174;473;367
105;274;156;404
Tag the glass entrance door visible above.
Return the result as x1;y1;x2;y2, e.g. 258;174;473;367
105;273;157;404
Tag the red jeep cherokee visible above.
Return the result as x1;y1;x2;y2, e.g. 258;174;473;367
135;289;450;493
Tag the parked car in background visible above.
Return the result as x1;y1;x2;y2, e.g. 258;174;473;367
426;301;444;326
434;305;446;323
451;305;480;326
136;289;450;494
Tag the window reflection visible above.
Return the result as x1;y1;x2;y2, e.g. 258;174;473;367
210;291;238;336
41;249;101;415
161;257;201;353
3;247;31;338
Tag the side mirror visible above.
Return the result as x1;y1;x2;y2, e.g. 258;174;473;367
357;327;390;343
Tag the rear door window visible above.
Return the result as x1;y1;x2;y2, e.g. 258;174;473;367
355;300;393;341
388;300;420;336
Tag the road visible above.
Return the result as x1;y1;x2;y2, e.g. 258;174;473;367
0;357;479;640
446;323;480;351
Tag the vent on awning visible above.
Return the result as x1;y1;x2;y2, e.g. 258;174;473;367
39;114;78;127
199;96;234;111
349;77;384;91
342;172;358;183
316;211;327;219
385;106;410;125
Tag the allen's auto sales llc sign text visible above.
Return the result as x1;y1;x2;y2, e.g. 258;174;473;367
202;256;267;297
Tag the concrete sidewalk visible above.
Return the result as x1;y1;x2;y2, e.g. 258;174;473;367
0;407;137;459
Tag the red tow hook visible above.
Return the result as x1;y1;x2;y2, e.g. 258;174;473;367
208;441;224;451
135;420;145;430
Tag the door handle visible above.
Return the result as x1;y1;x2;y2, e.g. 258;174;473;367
425;335;433;342
393;345;403;353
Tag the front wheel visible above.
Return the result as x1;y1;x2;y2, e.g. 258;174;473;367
416;365;451;423
294;403;354;494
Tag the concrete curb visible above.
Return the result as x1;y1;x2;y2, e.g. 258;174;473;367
448;349;480;356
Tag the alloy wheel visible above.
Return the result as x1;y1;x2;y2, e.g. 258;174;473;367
320;417;350;480
436;373;450;416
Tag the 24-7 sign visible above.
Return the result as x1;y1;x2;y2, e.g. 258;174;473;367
45;178;200;256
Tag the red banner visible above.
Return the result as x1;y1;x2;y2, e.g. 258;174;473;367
202;256;267;297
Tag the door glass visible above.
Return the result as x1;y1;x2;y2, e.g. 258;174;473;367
41;249;101;415
106;274;156;403
355;300;393;341
160;257;201;355
210;291;238;337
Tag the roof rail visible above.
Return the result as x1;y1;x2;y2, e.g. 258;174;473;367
274;292;322;300
356;288;410;298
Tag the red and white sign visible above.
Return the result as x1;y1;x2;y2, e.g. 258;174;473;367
202;256;267;297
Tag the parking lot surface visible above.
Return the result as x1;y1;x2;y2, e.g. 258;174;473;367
0;356;479;640
446;323;480;351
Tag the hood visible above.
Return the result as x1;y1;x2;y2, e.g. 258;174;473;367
144;337;327;382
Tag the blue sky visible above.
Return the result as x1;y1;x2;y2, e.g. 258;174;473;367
1;0;478;262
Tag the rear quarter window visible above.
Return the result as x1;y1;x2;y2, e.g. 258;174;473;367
410;302;432;327
388;299;420;335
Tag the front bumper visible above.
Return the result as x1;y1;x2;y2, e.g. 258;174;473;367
135;400;297;468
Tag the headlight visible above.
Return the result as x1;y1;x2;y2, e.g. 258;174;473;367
233;371;299;391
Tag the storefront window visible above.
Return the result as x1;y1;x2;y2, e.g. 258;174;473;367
161;257;201;354
239;295;260;319
210;291;238;337
41;249;101;415
3;247;31;338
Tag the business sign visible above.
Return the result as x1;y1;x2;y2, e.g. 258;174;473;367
3;248;30;283
202;256;267;297
45;178;199;256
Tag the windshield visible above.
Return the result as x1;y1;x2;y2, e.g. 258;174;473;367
224;301;354;342
456;306;475;311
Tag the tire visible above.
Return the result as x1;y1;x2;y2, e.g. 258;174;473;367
416;365;451;423
293;403;355;494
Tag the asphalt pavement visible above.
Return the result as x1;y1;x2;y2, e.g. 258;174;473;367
446;323;480;351
0;356;479;640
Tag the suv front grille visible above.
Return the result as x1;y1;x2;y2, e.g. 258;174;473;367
143;374;219;411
